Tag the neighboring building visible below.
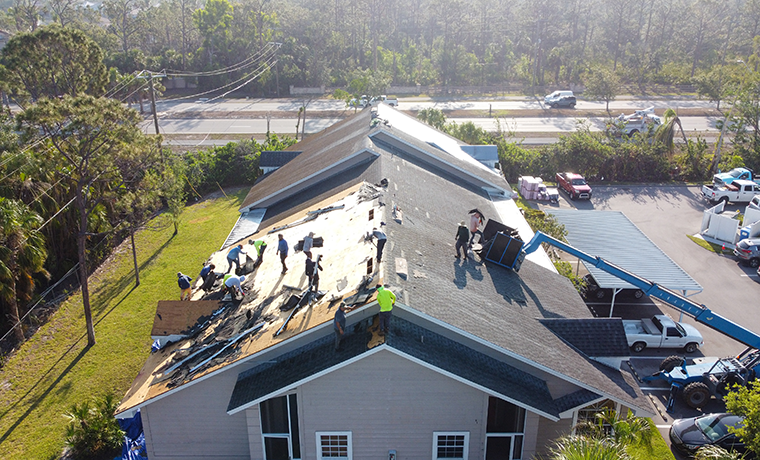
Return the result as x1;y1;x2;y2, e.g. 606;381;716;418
116;104;652;460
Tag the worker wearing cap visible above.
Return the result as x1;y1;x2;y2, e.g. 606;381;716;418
376;285;396;336
224;274;246;299
334;303;347;351
177;272;193;301
251;240;267;268
225;244;247;274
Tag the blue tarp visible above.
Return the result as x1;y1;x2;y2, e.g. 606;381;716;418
117;409;148;460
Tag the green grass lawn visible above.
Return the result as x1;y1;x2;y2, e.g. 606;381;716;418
0;190;246;460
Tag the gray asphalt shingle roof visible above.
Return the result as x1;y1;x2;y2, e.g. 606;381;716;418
540;318;631;358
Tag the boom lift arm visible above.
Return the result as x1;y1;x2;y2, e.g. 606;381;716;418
522;231;760;350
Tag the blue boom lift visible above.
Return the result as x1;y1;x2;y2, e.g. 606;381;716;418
509;230;760;411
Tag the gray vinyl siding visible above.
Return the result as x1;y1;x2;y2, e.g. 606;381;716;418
522;411;539;459
246;407;263;459
142;369;250;460
298;349;489;460
534;417;573;458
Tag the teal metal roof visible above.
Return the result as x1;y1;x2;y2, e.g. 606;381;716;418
548;210;702;295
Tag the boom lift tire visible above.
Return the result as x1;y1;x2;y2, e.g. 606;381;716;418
660;355;685;372
683;382;711;409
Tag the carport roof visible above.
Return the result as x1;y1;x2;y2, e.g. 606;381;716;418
547;210;702;295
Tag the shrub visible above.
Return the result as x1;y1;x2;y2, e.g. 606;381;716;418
63;392;124;460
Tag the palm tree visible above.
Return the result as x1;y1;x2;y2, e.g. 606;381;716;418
0;197;49;343
655;108;689;154
550;435;630;460
550;408;657;460
694;445;747;459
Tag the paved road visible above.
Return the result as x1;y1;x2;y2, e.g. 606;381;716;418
148;115;718;136
155;97;717;114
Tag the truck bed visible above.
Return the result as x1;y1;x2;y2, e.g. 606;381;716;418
623;318;659;336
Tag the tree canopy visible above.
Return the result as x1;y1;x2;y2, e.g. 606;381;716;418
0;25;107;105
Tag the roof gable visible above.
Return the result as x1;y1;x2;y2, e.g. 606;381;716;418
227;316;562;419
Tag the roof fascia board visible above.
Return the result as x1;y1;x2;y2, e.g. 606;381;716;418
117;304;382;418
393;304;646;412
383;347;560;421
370;130;507;194
245;149;379;211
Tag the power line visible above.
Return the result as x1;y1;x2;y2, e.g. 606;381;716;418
165;43;280;78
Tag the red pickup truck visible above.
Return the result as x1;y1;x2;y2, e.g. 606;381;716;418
555;172;592;200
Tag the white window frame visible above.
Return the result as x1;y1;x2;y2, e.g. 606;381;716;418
259;393;301;460
432;431;469;460
316;431;352;460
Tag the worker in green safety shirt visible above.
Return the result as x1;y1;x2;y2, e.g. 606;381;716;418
376;285;396;336
250;239;267;268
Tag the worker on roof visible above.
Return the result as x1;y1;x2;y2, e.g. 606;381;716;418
199;263;218;292
177;272;193;301
276;234;289;274
371;226;387;262
250;239;267;268
224;275;246;299
455;221;470;261
302;232;314;259
305;254;323;290
225;244;247;274
468;210;484;247
376;285;396;336
334;303;347;351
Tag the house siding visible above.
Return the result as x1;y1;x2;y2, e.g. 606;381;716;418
299;350;486;460
246;406;263;459
534;416;573;458
142;369;250;460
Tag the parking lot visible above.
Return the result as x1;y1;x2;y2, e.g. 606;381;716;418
537;185;760;458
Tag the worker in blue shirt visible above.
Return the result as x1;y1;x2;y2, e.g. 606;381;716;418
334;303;347;351
177;272;193;301
225;244;247;274
276;234;289;274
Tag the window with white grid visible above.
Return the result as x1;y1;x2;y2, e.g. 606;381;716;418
316;432;352;460
433;432;469;460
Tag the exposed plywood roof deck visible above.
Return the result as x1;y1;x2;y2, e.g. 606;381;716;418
151;301;223;337
117;182;387;415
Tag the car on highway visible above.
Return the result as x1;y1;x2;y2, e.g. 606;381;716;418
669;413;748;457
734;238;760;268
581;274;644;300
544;90;576;108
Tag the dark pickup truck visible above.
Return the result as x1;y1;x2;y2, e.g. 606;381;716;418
555;172;592;200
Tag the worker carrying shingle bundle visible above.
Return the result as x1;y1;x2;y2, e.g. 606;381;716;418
376;285;396;336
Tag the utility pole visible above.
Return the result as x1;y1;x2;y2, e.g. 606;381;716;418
137;70;167;153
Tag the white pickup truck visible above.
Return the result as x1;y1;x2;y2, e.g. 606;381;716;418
623;315;703;353
351;94;398;108
702;179;760;204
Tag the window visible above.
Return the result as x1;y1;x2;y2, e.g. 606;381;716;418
260;394;301;460
316;432;352;460
433;432;469;460
485;397;525;460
